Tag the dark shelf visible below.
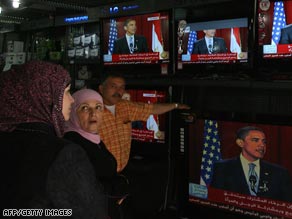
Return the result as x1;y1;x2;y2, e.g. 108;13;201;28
68;58;100;65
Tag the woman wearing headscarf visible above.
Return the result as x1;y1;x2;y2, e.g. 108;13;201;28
0;61;107;219
64;89;129;219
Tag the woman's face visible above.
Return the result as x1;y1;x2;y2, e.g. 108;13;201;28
76;99;103;133
62;85;74;121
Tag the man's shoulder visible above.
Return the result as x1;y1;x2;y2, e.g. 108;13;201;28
282;24;292;31
115;37;126;43
117;100;153;113
194;38;205;44
117;100;131;106
116;100;135;110
261;160;288;172
214;157;238;166
135;35;147;40
214;37;225;42
117;100;144;108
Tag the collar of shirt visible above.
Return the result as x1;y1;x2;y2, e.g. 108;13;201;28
126;34;134;44
205;36;213;46
105;104;116;115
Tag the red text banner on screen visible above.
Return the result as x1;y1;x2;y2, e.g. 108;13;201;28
104;52;162;65
184;53;239;64
189;188;292;219
263;44;292;59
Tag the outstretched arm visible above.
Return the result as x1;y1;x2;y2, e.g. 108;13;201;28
152;103;190;115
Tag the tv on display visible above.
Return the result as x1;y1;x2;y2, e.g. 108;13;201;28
258;0;292;59
184;119;292;218
102;11;170;65
122;89;166;143
177;18;249;65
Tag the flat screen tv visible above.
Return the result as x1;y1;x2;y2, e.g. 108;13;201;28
122;89;166;144
177;18;249;65
180;118;292;218
258;0;292;59
101;11;170;65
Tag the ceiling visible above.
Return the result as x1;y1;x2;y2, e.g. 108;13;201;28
0;0;133;24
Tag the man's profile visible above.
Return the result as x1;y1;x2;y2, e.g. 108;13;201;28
210;126;292;202
113;18;148;54
192;29;227;54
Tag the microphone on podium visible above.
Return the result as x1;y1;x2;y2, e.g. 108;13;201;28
249;175;257;194
208;44;213;54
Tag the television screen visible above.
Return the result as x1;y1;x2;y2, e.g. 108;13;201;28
258;0;292;59
177;18;249;65
101;11;170;65
182;118;292;218
122;89;166;143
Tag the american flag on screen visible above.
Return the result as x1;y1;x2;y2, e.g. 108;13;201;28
271;1;286;45
108;19;118;54
187;31;197;54
200;120;222;186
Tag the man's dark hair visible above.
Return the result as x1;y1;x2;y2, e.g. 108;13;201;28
123;18;135;27
100;72;126;85
236;126;264;140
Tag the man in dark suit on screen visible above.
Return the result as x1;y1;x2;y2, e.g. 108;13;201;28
210;126;292;202
113;18;148;54
192;29;227;54
279;24;292;44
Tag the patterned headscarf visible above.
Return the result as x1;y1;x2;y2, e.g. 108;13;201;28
0;61;71;137
65;89;103;144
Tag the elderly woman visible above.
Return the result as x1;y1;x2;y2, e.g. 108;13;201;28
64;89;117;179
0;61;107;218
64;89;129;219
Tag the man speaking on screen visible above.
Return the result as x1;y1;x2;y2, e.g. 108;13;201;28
113;18;148;54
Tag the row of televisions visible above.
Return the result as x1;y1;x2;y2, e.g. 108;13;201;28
104;1;292;218
94;0;292;77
